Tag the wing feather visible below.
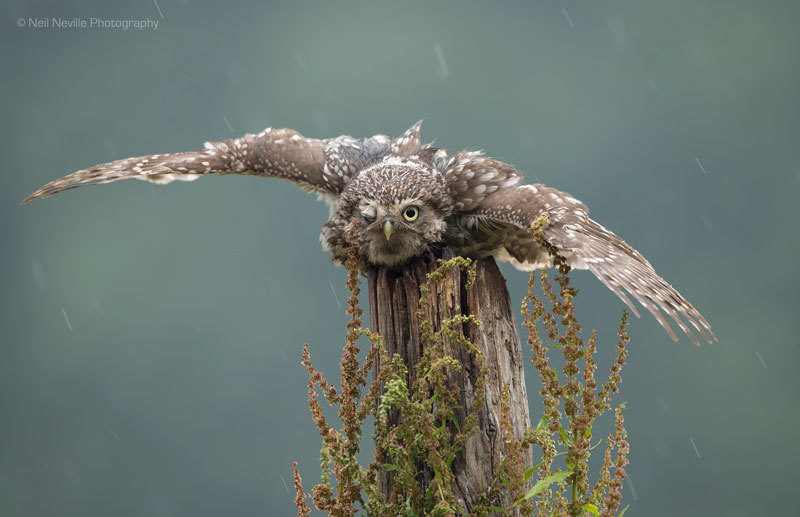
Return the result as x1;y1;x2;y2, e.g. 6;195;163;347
464;180;716;345
23;127;392;204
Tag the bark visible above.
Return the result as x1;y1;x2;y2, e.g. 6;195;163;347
368;249;531;514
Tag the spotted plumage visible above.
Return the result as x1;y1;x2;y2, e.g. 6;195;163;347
23;122;715;345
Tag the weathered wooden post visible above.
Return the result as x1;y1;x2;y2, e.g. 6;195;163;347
368;249;532;513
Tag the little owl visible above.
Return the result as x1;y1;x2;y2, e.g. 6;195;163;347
23;122;715;345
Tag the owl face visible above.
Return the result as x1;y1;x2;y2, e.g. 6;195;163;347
337;158;452;267
357;197;444;266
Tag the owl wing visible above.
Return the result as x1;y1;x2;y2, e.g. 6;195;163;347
22;128;391;204
445;155;715;345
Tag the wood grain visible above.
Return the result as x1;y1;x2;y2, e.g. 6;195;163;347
368;249;531;513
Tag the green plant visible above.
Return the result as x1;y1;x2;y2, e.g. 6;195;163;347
293;217;631;516
498;264;630;517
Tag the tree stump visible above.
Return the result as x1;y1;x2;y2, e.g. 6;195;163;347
368;249;531;514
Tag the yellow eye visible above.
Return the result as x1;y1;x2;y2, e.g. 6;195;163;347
403;206;419;221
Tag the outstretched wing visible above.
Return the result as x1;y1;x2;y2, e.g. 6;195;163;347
22;128;391;204
445;155;715;345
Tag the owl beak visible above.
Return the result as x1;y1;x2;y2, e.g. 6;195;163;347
383;220;394;241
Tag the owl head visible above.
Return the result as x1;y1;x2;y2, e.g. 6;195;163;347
337;152;453;267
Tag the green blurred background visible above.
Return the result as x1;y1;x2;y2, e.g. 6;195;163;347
2;1;798;515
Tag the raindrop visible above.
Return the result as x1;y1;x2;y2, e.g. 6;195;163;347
330;280;342;310
689;436;701;458
434;43;450;80
61;307;73;332
562;8;575;29
223;116;234;134
627;474;639;501
694;157;708;174
152;0;164;19
754;350;767;369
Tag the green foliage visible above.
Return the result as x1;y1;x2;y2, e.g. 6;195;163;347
293;218;632;516
492;215;631;516
371;256;487;516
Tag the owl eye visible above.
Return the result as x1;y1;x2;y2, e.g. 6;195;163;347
403;205;419;222
361;206;377;221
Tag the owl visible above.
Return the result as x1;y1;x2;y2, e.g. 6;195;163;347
23;122;715;345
